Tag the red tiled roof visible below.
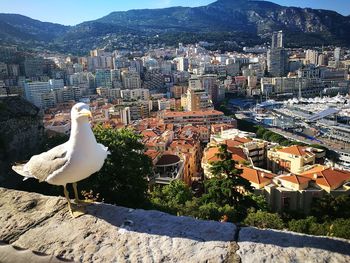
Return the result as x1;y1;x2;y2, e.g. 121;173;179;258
204;147;247;163
240;167;276;185
301;167;350;189
280;174;312;185
141;130;158;138
170;139;196;149
277;145;312;157
228;147;248;161
144;150;160;161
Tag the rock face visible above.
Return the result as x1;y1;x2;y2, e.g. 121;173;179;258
0;188;239;262
0;187;349;263
0;95;43;183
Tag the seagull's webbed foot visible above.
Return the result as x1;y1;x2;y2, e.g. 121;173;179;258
70;204;86;218
63;185;86;218
72;182;94;205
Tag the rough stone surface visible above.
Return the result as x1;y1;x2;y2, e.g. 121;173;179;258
0;241;71;263
0;95;43;182
2;188;350;263
0;188;239;262
238;227;350;263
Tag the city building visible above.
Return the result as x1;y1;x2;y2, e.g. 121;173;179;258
24;81;51;108
160;110;232;126
121;89;150;101
267;146;317;174
186;87;213;111
95;69;112;89
267;31;288;77
121;70;141;89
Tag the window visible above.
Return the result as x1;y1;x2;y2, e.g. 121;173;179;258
282;196;291;210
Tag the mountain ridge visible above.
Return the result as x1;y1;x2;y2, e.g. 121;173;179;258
0;0;349;54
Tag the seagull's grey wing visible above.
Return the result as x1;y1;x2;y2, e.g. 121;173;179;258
24;143;69;182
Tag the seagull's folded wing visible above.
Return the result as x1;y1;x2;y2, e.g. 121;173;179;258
24;143;69;182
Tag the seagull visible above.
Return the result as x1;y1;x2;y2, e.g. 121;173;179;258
12;103;110;217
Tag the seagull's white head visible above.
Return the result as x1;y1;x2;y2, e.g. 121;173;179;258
71;103;92;122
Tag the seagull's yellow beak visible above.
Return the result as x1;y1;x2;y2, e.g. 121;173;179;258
79;108;92;118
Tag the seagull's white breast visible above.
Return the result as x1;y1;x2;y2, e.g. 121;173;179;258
45;122;108;186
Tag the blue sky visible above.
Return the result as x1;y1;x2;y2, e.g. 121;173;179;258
0;0;349;25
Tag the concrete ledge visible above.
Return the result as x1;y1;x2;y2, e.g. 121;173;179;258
0;188;238;262
238;227;350;263
1;187;350;263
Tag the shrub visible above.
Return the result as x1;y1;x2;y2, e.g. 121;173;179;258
288;216;328;235
329;219;350;239
244;210;284;229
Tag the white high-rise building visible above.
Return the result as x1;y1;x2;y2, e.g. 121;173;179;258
267;31;288;77
305;50;319;65
24;81;52;108
121;89;150;101
177;57;189;72
271;30;284;49
334;47;341;66
121;71;141;90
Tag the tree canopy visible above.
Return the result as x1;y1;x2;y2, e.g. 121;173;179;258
204;144;252;207
80;125;152;208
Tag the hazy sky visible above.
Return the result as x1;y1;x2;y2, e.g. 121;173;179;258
0;0;349;26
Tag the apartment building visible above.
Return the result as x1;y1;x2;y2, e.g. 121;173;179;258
267;145;316;174
160;110;231;126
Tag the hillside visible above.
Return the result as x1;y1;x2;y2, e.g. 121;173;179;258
0;14;69;45
0;0;350;53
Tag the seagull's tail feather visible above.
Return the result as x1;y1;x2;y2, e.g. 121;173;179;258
98;143;111;155
12;163;33;181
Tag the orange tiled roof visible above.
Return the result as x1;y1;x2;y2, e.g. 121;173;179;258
280;174;312;185
299;165;326;175
141;130;158;138
144;149;160;161
301;167;350;189
204;147;247;163
277;145;312;157
228;147;247;161
240;167;276;185
225;139;244;148
170;139;196;149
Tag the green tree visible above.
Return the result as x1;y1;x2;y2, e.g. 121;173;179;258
81;125;152;208
41;132;69;151
330;219;350;239
245;193;268;212
256;126;266;138
205;144;252;207
288;216;318;234
150;180;193;214
162;180;193;205
262;131;274;141
311;194;350;221
244;210;285;229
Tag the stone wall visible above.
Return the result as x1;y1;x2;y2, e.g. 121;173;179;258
0;187;349;263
